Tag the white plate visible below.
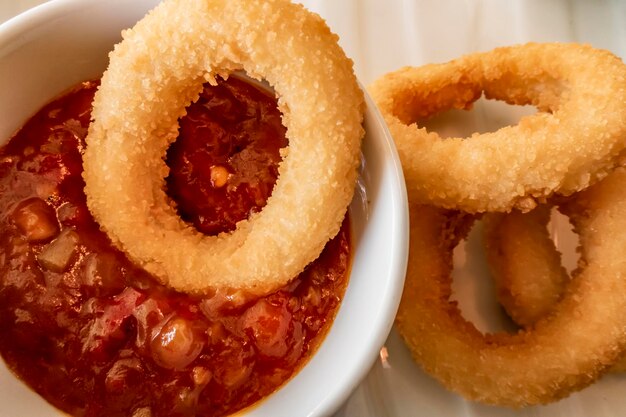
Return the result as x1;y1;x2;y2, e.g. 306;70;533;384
2;1;626;416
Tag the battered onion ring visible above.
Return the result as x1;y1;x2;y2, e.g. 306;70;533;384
483;206;569;328
396;168;626;406
369;43;626;213
83;0;364;295
484;199;626;373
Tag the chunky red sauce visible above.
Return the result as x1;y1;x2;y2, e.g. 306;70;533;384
0;79;351;417
167;77;288;235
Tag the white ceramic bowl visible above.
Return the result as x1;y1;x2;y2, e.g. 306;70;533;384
0;1;409;416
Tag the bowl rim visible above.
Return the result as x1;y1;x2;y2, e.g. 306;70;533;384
0;1;409;416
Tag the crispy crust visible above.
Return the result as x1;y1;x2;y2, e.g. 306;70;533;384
483;206;569;327
369;43;626;213
484;202;626;373
83;0;364;295
396;169;626;406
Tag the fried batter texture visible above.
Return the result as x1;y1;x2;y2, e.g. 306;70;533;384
84;0;364;295
484;189;626;373
371;41;626;406
397;168;626;406
369;43;626;213
483;206;569;327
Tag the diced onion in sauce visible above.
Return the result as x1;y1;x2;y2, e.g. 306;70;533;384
37;228;79;272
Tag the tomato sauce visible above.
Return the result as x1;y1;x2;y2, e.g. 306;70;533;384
0;78;351;417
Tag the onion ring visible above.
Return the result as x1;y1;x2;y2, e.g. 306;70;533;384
369;43;626;213
483;195;626;373
396;168;626;406
83;0;364;295
483;205;569;328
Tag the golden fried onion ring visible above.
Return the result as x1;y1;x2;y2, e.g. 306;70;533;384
483;206;569;328
83;0;364;295
396;168;626;406
484;197;626;373
369;43;626;213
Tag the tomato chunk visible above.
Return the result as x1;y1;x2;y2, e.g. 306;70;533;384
242;298;293;358
151;316;204;370
12;198;59;242
82;288;144;360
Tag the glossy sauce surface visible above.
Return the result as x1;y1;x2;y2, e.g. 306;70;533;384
167;77;288;235
0;79;351;417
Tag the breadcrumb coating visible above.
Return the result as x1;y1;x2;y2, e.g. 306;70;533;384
484;203;626;373
483;206;569;327
83;0;364;295
369;43;626;213
396;169;626;406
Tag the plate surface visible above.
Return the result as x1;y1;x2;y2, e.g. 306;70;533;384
2;1;626;416
309;1;626;416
